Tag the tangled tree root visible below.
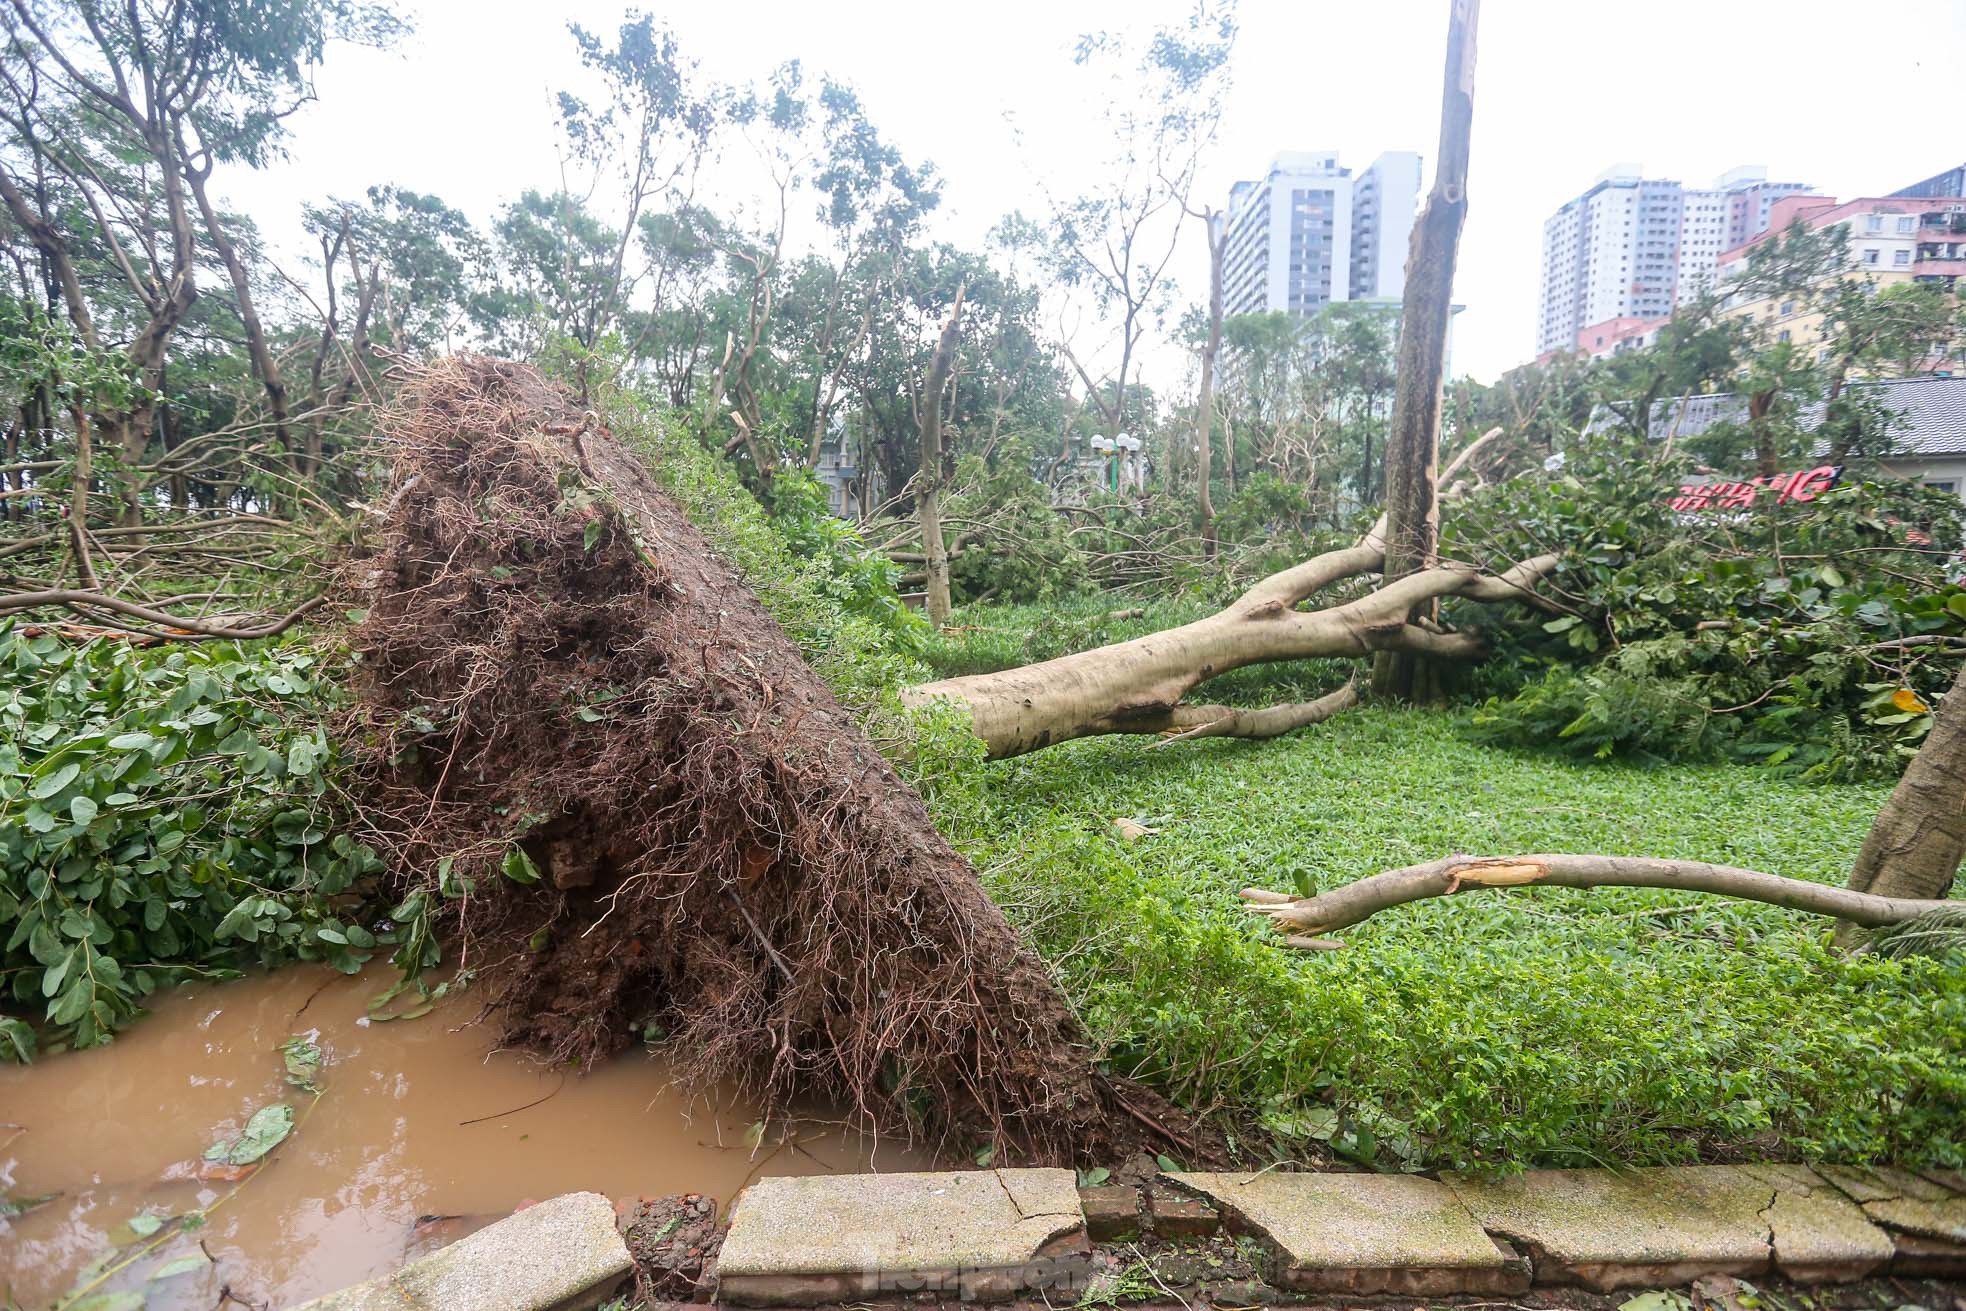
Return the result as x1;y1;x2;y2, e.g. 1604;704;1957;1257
344;357;1135;1161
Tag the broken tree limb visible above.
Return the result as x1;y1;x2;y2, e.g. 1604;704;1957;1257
0;588;329;640
1241;853;1955;946
1148;682;1360;747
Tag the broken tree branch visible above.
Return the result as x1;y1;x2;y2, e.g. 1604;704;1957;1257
1149;682;1360;747
0;589;330;640
1241;852;1954;947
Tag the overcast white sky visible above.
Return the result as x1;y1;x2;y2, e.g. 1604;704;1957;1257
219;0;1966;386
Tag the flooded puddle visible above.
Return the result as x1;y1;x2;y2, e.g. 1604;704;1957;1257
1;965;927;1308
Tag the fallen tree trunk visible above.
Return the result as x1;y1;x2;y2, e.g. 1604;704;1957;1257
345;357;1130;1160
1241;853;1955;949
903;429;1546;759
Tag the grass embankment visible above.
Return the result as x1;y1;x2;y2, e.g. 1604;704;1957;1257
920;604;1966;1173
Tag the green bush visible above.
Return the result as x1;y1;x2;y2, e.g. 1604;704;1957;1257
0;626;385;1059
765;464;930;646
1448;435;1966;778
947;460;1096;605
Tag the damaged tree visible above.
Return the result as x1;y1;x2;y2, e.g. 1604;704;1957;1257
347;357;1142;1159
1373;0;1479;702
903;4;1521;759
916;286;965;625
903;429;1549;758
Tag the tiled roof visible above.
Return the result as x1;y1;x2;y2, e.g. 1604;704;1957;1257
1635;375;1966;457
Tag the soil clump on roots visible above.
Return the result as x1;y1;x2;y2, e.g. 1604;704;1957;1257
344;357;1131;1161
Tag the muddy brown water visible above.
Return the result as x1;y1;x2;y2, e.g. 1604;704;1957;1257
0;965;928;1309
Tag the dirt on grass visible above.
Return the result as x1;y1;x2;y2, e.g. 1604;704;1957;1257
341;357;1180;1163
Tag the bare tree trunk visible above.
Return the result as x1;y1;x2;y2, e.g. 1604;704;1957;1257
1749;387;1779;479
1846;661;1966;907
185;164;293;473
1225;412;1237;494
1195;218;1224;557
918;287;965;626
65;406;97;590
1373;0;1479;703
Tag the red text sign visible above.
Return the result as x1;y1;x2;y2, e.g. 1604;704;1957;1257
1670;466;1840;512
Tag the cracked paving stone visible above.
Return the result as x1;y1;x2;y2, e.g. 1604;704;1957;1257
1444;1166;1888;1292
1818;1164;1966;1258
1165;1171;1529;1296
715;1169;1089;1306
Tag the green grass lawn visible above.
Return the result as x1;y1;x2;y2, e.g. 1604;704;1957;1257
920;703;1966;1173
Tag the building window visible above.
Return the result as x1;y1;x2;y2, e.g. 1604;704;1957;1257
1863;248;1880;265
1899;216;1916;233
1866;214;1884;232
1926;479;1959;495
1895;249;1911;266
1779;300;1794;315
1778;329;1792;342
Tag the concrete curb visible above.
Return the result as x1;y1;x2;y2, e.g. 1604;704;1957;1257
288;1164;1966;1309
289;1191;632;1311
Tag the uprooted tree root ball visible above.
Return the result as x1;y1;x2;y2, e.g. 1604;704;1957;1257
343;356;1139;1161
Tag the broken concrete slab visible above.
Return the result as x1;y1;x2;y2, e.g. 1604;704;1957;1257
1748;1165;1895;1282
1885;1231;1966;1277
1165;1171;1528;1296
289;1191;632;1311
1444;1165;1887;1291
1868;1196;1966;1244
714;1169;1088;1306
1816;1164;1955;1205
1817;1162;1966;1257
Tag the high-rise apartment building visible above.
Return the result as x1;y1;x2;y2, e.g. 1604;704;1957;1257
1221;150;1421;319
1535;164;1812;358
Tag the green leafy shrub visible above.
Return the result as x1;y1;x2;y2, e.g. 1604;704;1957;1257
765;464;930;646
0;627;384;1059
946;460;1095;605
1467;664;1724;763
1448;433;1966;778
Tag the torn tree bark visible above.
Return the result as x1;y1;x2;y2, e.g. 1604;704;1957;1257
1241;853;1955;950
902;429;1544;759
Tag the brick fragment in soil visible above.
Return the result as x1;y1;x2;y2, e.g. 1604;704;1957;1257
1148;1188;1218;1237
1079;1186;1143;1240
